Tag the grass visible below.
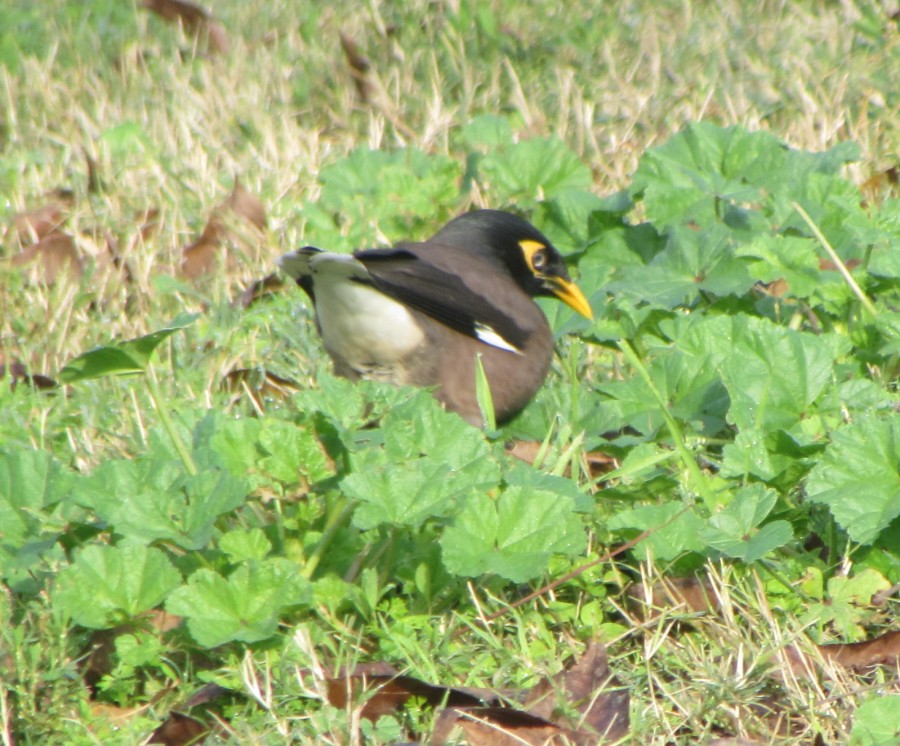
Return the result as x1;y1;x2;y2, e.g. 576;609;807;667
2;0;899;743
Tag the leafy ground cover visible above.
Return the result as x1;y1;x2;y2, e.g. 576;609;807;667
1;0;899;743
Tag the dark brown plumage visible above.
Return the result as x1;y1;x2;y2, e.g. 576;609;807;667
278;209;592;425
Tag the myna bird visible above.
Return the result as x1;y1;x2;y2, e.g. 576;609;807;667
277;209;593;425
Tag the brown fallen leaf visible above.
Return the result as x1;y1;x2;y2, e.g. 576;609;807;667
524;642;629;744
819;257;861;272
434;706;568;746
233;272;284;309
0;359;58;391
180;216;226;279
861;165;899;206
627;574;719;621
222;366;299;410
147;711;208;746
322;663;494;723
817;629;900;669
90;702;147;728
8;191;74;244
756;278;791;298
146;683;232;746
142;0;229;55
11;231;83;284
339;31;373;103
84;148;103;194
505;440;617;478
873;581;900;606
223;179;267;231
181;181;268;280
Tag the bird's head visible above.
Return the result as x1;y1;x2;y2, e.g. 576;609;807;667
429;209;594;319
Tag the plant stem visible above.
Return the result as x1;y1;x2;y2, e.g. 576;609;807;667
617;340;719;511
144;365;198;477
792;202;878;319
302;496;355;580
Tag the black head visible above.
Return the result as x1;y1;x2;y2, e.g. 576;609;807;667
430;209;593;318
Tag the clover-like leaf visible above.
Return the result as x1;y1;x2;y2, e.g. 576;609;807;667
166;559;311;647
53;545;182;629
440;486;585;582
806;417;900;544
607;503;706;561
700;485;793;562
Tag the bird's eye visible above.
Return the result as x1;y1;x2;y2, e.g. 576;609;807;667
531;249;548;271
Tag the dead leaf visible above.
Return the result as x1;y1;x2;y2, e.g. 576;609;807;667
180;216;226;279
223;179;267;231
524;642;629;744
84;149;103;194
339;31;373;102
147;683;232;745
505;440;544;465
182;683;231;709
505;440;617;478
873;581;900;607
142;0;229;55
11;231;83;284
817;629;900;669
434;706;568;746
321;663;493;722
90;702;146;727
627;574;719;621
861;165;899;205
756;278;790;298
819;257;861;272
136;207;161;242
147;711;208;746
181;182;267;280
0;360;57;391
232;272;284;309
8;191;73;244
222;366;299;411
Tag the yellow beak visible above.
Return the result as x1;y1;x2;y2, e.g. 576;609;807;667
548;276;594;320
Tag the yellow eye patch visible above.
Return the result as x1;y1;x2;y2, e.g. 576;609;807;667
519;239;547;273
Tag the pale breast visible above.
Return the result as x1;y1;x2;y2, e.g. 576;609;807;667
310;254;425;376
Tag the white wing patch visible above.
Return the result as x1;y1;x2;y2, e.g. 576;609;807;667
475;323;523;354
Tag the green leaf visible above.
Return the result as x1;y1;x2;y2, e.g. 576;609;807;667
680;314;845;433
736;234;824;299
53;545;181;629
257;418;334;484
609;224;755;308
99;121;150;158
219;529;272;563
440;486;585;582
343;396;501;529
806;417;900;544
607;503;706;561
458;115;514;150
801;569;890;640
166;559;311;647
850;694;900;746
699;485;792;562
305;147;462;249
0;449;75;550
202;415;262;476
478;137;591;203
632;122;859;230
59;313;199;382
75;458;248;549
